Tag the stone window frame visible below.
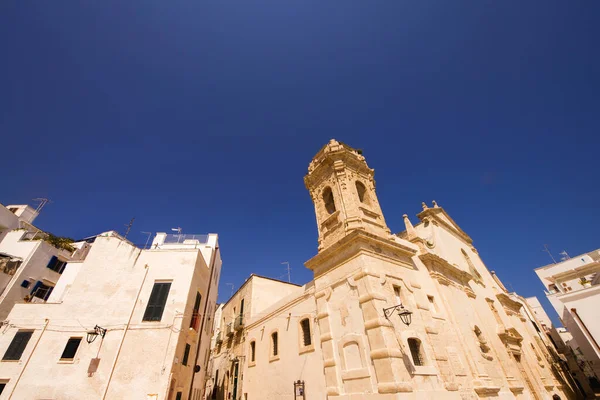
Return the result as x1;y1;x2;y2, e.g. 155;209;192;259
337;333;371;381
248;339;256;367
298;314;315;355
269;329;280;362
400;330;437;376
426;294;445;320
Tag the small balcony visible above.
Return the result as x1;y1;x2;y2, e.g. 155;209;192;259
234;314;244;331
215;331;222;344
226;322;234;337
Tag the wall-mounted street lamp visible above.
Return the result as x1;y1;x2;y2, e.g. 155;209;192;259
383;304;412;326
86;325;107;344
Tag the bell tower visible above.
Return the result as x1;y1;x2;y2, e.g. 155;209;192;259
304;139;391;251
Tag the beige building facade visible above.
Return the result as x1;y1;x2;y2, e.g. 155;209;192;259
534;251;600;387
0;230;221;399
208;139;577;400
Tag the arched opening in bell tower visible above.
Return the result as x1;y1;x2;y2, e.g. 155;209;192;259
323;187;336;214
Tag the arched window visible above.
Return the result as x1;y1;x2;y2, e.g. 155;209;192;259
250;341;256;362
271;332;278;356
300;318;311;346
355;181;368;204
323;187;336;214
407;338;424;366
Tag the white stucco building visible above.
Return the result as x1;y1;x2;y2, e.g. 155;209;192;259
0;230;221;400
206;140;576;400
534;250;600;383
0;203;81;321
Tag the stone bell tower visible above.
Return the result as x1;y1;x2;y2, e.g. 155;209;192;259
304;139;391;251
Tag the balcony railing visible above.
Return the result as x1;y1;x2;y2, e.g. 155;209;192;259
234;314;244;331
163;234;209;244
215;331;222;344
226;323;234;337
190;312;201;331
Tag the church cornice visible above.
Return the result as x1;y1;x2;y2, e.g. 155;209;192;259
419;252;476;297
305;230;417;277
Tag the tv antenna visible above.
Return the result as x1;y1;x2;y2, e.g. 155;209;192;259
225;283;234;297
141;231;153;249
542;244;557;264
32;198;51;214
559;250;570;261
124;218;135;239
281;261;291;283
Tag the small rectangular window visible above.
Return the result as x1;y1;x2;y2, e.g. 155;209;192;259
300;319;311;346
175;392;182;400
3;331;33;361
408;338;424;366
427;296;438;313
143;282;171;322
0;381;6;394
46;256;67;274
182;343;191;366
250;341;256;362
272;332;278;356
60;338;82;360
30;281;53;301
393;286;402;304
20;280;30;289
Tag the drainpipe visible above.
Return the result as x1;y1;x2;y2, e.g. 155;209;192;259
8;318;49;399
102;263;150;399
187;244;219;400
570;308;600;354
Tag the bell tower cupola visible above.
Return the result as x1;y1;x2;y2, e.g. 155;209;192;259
304;139;391;251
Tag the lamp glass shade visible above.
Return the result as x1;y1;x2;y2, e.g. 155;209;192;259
398;309;412;326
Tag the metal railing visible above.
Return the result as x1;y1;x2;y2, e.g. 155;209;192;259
226;322;234;336
234;314;244;331
163;234;208;244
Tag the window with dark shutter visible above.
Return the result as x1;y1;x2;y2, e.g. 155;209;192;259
46;256;67;274
271;332;278;356
31;281;53;300
408;338;424;366
143;282;171;322
182;343;191;366
300;319;311;346
250;341;256;362
3;331;33;361
60;338;82;360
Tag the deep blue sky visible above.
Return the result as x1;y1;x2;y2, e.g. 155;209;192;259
1;1;598;325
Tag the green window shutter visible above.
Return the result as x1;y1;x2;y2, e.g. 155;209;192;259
143;282;171;322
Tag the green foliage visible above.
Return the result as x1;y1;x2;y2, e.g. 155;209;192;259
43;233;75;252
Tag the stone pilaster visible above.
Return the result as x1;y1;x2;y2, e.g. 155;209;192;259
349;270;413;394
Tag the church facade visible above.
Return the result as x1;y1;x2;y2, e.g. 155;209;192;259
209;140;575;400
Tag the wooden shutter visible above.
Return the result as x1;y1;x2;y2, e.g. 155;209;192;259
301;319;311;346
60;338;82;360
46;256;58;270
182;343;191;366
143;282;171;321
3;331;33;361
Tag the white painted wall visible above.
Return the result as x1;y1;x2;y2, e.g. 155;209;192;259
0;231;221;400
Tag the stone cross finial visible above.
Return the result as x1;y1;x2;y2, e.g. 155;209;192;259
432;200;439;208
422;202;428;211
